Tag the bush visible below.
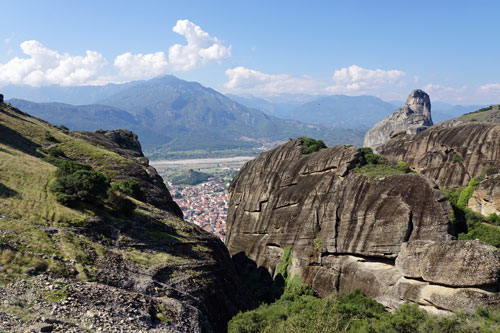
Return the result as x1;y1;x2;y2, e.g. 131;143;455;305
297;137;327;155
51;169;110;205
112;179;145;201
55;160;92;177
357;147;382;166
107;191;137;215
46;146;65;158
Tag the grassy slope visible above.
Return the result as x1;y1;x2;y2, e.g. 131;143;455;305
0;103;215;284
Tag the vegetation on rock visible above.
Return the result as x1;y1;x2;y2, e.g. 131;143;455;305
230;288;500;333
297;136;327;155
355;147;412;179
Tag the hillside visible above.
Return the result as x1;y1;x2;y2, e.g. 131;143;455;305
440;104;500;126
0;97;254;332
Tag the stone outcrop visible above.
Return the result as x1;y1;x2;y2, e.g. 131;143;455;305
364;89;433;151
397;240;500;287
378;122;500;190
468;173;500;215
225;140;500;313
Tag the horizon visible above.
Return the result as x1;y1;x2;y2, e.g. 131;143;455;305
1;1;500;104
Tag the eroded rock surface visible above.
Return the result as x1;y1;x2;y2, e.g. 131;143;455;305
364;89;433;151
397;240;500;287
378;122;500;190
224;140;500;313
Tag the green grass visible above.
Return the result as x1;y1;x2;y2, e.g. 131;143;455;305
355;162;412;180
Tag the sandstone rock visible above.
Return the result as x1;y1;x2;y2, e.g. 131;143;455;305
420;240;500;287
364;89;432;151
395;240;436;279
397;240;500;287
468;173;500;215
227;139;500;314
227;141;452;266
378;122;500;189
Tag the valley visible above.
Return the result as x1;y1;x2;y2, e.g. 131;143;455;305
151;156;254;242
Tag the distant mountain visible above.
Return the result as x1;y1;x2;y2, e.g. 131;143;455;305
430;102;486;124
225;94;300;119
6;76;366;155
288;95;398;128
1;82;138;105
8;99;139;131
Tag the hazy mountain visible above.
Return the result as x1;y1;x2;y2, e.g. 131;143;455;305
1;82;138;105
8;99;139;131
225;94;299;119
6;76;366;154
288;95;398;128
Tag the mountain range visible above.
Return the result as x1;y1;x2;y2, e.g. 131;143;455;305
5;76;365;156
2;76;485;159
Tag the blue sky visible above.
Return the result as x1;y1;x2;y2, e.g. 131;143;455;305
1;0;499;104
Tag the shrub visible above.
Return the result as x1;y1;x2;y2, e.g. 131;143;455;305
108;191;137;215
46;146;65;158
112;179;145;201
297;137;327;155
51;169;110;205
55;160;92;177
452;153;463;163
357;147;381;166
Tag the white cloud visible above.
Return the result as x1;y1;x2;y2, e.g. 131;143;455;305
113;19;231;79
0;40;106;87
326;65;406;94
480;83;500;92
114;52;168;80
224;66;322;96
168;19;231;71
224;65;407;98
423;83;469;103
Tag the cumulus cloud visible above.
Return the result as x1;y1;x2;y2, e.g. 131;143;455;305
168;19;231;71
114;52;168;80
0;40;106;87
224;66;321;96
112;19;231;79
423;83;469;102
326;65;406;94
224;65;407;97
480;83;500;92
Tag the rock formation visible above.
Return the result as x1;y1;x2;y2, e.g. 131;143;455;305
364;89;433;151
226;139;500;314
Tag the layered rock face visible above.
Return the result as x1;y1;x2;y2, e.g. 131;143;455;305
226;140;500;313
364;89;433;151
378;122;500;216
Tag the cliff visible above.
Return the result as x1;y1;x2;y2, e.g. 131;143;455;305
0;101;254;332
226;139;500;314
364;89;433;151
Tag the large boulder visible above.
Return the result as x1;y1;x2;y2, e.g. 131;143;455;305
397;240;500;287
364;89;433;152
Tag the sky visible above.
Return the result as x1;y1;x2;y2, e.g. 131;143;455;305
0;0;499;104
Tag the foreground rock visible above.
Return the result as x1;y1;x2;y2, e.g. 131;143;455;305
226;140;500;314
364;89;433;151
